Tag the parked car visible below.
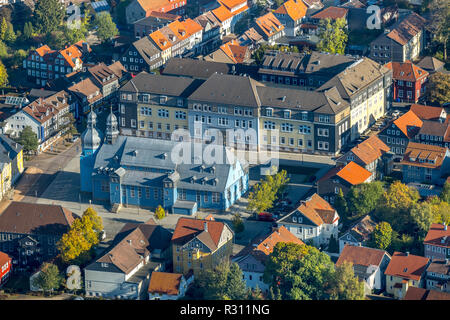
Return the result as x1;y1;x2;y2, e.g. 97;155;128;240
258;212;275;222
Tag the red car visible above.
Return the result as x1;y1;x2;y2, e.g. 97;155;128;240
258;212;275;222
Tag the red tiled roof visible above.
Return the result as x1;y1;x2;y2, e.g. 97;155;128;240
393;110;423;138
311;6;348;20
212;5;233;22
336;161;372;185
404;287;450;300
0;251;11;267
384;252;429;281
400;142;447;169
424;223;450;247
255;12;284;38
274;0;307;21
386;12;426;46
35;45;54;57
218;0;247;11
296;193;338;226
149;30;171;50
148;272;183;295
256;225;304;255
346;135;390;165
336;245;387;267
220;40;248;63
384;61;428;82
171;218;226;250
410;104;446;121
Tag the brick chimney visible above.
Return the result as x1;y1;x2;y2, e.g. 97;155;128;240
204;221;208;232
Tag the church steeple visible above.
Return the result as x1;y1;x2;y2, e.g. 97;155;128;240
81;107;101;154
105;106;119;144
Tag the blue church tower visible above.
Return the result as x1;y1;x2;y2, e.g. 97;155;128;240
80;109;102;193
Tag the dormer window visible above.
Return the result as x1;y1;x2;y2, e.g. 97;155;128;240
266;108;273;117
293;216;297;223
283;110;291;119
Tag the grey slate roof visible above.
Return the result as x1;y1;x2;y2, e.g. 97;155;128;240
120;71;203;98
0;134;22;165
418;120;448;137
131;37;162;67
93;136;240;193
188;73;264;107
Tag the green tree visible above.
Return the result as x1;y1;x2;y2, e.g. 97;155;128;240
334;188;348;222
426;72;450;106
195;262;249;300
64;12;91;44
427;0;449;61
372;222;393;250
23;21;34;40
16;126;38;153
440;181;450;203
4;22;15;44
328;235;339;253
411;201;435;235
32;263;63;294
0;17;7;40
155;205;165;220
34;0;65;34
263;243;335;300
346;181;384;218
328;261;365;300
232;213;245;234
247;181;276;214
12;49;28;68
317;18;348;55
94;12;118;43
0;58;7;87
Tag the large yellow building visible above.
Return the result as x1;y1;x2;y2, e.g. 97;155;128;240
0;135;24;199
171;217;234;276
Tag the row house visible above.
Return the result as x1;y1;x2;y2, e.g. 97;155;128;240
384;61;428;104
0;135;24;200
122;36;164;73
254;12;285;45
0;202;76;271
171;218;234;277
0;251;11;287
218;0;249;28
118;72;203;140
4;90;73;152
337;245;391;292
337;135;390;179
232;226;304;292
257;50;357;89
317;58;393;142
378;110;423;156
194;11;223;55
276;193;339;248
425;260;449;293
410;104;447;123
23;41;90;87
211;5;234;36
273;0;308;37
404;287;450;300
317;161;373;204
369;12;426;64
424;223;450;262
126;0;186;25
84;219;173;300
385;252;430;299
68;78;103;116
257;85;350;155
309;6;348;25
414;121;450;149
237;27;264;50
133;11;181;39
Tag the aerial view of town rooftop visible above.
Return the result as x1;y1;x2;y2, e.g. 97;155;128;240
0;0;448;307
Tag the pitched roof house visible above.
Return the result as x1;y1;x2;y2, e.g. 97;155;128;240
310;6;348;22
273;0;308;36
277;193;339;247
384;61;428;103
417;56;445;74
171;217;234;276
84;218;173;300
404;286;450;300
254;12;285;44
425;259;449;293
424;223;450;261
337;245;391;291
338;215;377;253
232;226;304;292
410;104;447;122
148;271;194;300
385;251;430;299
204;40;250;64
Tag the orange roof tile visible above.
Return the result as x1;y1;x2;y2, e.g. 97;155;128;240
400;142;447;169
219;40;248;63
393;110;423;138
255;12;284;38
212;5;233;22
148;272;183;295
171;218;226;250
384;61;428;82
311;6;348;19
424;223;450;247
149;29;171;50
296;193;338;226
231;4;249;16
384;252;429;281
181;18;203;36
274;0;307;21
347;135;390;165
336;161;372;185
336;245;388;267
256;226;304;255
386;12;426;46
35;45;54;56
0;251;11;267
167;20;189;40
218;0;247;10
